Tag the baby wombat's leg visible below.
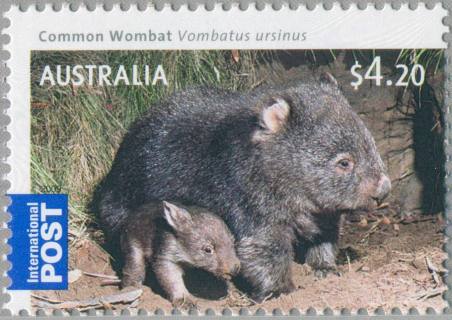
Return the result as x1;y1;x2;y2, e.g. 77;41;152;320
153;259;197;308
120;235;146;288
236;227;295;302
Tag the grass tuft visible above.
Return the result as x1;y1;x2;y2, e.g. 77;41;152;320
396;49;444;74
31;50;270;242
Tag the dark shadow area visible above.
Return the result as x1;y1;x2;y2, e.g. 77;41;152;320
412;82;445;215
293;238;308;265
143;267;167;299
183;268;229;300
276;50;336;69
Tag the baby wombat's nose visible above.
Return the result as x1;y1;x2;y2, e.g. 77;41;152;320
231;261;241;275
225;260;241;277
373;175;391;203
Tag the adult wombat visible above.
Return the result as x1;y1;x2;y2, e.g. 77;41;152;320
120;200;240;307
97;74;391;301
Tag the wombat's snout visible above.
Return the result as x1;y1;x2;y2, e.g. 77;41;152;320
372;175;391;204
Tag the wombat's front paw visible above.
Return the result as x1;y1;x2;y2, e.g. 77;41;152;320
172;296;198;310
250;282;295;304
280;281;296;295
313;268;341;279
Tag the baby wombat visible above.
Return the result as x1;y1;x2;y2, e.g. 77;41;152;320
120;201;240;307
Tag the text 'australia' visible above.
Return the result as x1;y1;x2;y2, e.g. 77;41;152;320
39;65;168;87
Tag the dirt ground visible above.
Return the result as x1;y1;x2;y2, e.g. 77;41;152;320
33;212;447;314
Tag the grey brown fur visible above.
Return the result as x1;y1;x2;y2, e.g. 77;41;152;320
97;74;390;301
120;201;240;307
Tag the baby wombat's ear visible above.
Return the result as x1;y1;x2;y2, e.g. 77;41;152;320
163;201;192;232
252;97;290;143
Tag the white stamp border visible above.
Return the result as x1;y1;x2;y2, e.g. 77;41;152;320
1;0;451;316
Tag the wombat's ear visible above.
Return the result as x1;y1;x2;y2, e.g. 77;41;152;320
319;72;339;87
163;201;192;232
253;97;290;143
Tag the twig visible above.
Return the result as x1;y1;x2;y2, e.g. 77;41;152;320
83;271;119;280
129;299;140;308
101;279;121;286
413;286;446;301
31;294;62;304
391;171;414;182
225;283;253;307
33;289;142;310
376;202;389;210
250;78;266;90
258;292;274;304
425;257;440;285
398;216;438;225
359;219;382;243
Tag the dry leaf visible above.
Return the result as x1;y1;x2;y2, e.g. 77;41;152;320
381;216;391;225
358;217;368;228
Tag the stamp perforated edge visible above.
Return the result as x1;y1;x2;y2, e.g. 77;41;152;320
6;0;447;12
0;0;450;316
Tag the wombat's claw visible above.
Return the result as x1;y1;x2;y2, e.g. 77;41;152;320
313;268;339;279
282;282;296;294
120;283;143;290
249;292;274;304
172;297;198;310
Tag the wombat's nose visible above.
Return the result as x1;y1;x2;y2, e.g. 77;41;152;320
373;175;391;203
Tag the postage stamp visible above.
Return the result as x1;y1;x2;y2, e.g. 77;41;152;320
2;1;451;315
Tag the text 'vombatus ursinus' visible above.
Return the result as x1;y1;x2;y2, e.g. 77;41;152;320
120;201;239;308
97;73;391;301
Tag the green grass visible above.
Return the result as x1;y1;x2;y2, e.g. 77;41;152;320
31;50;270;241
396;49;444;74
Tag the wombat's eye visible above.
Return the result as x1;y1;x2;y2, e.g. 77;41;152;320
335;157;354;173
338;160;350;168
203;245;214;254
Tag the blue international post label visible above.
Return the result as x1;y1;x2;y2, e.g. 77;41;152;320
7;194;68;290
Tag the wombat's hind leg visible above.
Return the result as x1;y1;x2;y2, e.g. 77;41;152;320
154;259;198;309
304;214;342;278
237;231;295;303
